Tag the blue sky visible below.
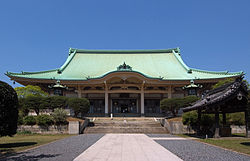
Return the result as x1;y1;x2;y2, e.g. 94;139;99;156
0;0;249;87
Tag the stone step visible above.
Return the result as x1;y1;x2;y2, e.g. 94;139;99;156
84;127;168;134
93;123;163;128
84;117;169;134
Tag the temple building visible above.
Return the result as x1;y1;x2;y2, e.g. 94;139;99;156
6;48;243;116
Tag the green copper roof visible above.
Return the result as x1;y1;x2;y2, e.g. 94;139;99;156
6;48;243;81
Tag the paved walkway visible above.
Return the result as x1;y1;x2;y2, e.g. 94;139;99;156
2;134;250;161
74;134;182;161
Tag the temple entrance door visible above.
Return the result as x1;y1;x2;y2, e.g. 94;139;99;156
121;105;128;113
112;99;137;113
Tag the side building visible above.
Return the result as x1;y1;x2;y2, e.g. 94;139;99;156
6;48;243;116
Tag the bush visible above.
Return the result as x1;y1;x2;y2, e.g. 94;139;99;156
182;111;215;136
51;108;68;125
23;116;36;125
36;115;53;126
227;112;245;125
0;80;19;136
17;131;32;135
182;111;198;127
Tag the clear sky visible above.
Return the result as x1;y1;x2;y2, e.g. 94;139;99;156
0;0;249;87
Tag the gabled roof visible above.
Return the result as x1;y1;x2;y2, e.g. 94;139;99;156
183;78;248;113
6;48;243;81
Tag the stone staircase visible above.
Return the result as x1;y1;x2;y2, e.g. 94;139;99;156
84;117;169;134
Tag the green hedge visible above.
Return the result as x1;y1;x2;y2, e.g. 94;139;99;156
36;115;54;126
23;116;36;125
51;108;68;125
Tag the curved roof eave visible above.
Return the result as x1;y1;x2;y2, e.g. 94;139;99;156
6;69;243;82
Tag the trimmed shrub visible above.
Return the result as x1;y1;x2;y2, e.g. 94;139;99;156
161;96;198;117
23;116;36;125
36;115;53;126
51;108;68;125
182;111;198;127
50;96;68;110
24;95;45;115
68;97;90;117
0;80;19;137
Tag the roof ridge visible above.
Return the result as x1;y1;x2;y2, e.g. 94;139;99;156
172;49;192;73
190;68;243;75
6;69;58;76
69;48;180;54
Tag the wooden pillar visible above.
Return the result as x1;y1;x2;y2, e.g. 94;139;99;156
77;85;81;98
197;109;201;136
141;81;145;116
104;81;108;116
245;110;250;138
168;85;172;98
222;113;226;127
214;111;220;138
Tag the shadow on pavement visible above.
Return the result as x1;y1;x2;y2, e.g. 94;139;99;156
240;142;250;146
0;152;61;161
0;142;37;148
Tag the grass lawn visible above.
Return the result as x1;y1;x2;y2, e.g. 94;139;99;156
0;133;75;155
177;134;250;155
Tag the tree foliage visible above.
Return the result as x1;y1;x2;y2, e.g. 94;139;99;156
23;116;36;125
0;81;19;136
160;96;198;116
15;85;48;98
212;78;234;89
50;96;68;110
36;115;53;126
68;97;90;117
24;95;45;115
182;111;215;136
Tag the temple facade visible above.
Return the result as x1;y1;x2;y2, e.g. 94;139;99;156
6;48;243;116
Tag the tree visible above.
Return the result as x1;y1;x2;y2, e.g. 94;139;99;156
18;97;30;116
160;98;181;117
0;81;19;136
160;96;198;117
68;97;90;117
24;95;45;115
212;78;234;89
50;96;68;110
179;96;199;108
15;85;48;98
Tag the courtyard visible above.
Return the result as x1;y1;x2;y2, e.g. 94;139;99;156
1;133;250;161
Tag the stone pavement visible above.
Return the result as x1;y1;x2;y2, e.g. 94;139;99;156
74;134;182;161
2;134;250;161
